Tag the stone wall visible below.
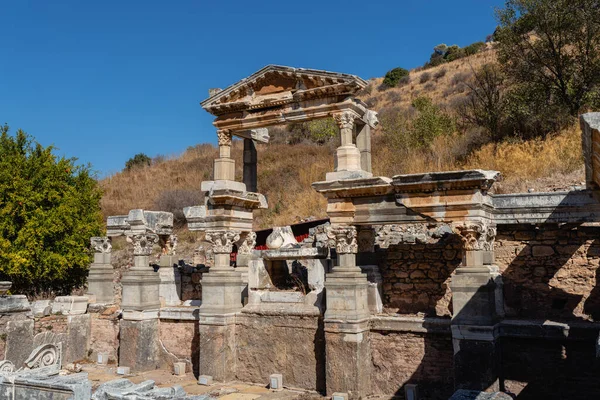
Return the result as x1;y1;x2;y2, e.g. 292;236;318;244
500;335;600;399
378;236;463;316
371;330;454;399
496;224;600;320
158;319;199;374
89;306;120;363
235;313;325;392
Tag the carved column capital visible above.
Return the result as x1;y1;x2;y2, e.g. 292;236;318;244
90;237;112;253
159;234;178;255
205;230;241;254
131;233;159;256
217;129;232;147
237;231;256;255
453;221;496;251
332;111;358;131
328;225;358;254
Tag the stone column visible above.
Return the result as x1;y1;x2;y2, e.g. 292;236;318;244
355;122;371;174
243;139;257;192
450;222;503;392
324;225;371;398
236;231;256;305
87;237;114;304
214;129;235;181
198;229;243;382
158;234;181;307
326;111;372;181
120;233;162;372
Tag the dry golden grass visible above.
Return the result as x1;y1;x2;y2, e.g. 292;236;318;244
100;46;585;229
466;123;584;193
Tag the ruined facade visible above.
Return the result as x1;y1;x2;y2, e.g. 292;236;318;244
1;67;600;399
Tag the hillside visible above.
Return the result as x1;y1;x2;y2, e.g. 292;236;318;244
100;48;585;230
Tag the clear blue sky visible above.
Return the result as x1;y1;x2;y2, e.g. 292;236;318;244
0;0;504;177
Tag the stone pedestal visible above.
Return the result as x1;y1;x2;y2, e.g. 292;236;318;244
158;255;181;307
120;234;162;372
119;317;161;372
450;225;503;392
324;226;372;398
121;255;161;314
198;230;243;383
88;253;114;304
88;237;114;304
325;320;371;399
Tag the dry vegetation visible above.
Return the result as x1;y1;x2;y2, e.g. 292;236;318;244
101;47;584;229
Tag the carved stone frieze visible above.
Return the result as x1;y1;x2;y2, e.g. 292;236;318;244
217;129;232;147
90;237;112;253
375;223;453;248
328;225;358;254
237;231;257;255
301;222;334;249
131;234;159;256
453;221;496;251
159;234;178;255
205;230;241;254
357;226;376;253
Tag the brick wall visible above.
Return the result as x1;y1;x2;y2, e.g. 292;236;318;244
371;331;454;399
496;224;600;320
378;235;463;316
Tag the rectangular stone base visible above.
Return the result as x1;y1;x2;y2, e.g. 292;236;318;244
324;321;371;398
119;318;161;372
198;317;237;382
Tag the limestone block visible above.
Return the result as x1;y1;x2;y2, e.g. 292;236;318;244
183;205;207;231
335;145;362;172
213;158;235;181
87;263;114;304
31;300;52;317
158;257;181;307
0;295;31;314
360;265;383;315
127;209;173;236
119;319;161;372
5;319;34;368
52;296;88;315
325;169;373;181
121;267;161;313
117;366;130;375
198;375;213;386
97;352;110;365
0;372;92;400
269;373;283;391
332;393;349;400
248;258;272;290
173;361;186;376
65;314;91;363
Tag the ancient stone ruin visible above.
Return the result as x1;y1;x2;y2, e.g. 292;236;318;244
3;65;600;399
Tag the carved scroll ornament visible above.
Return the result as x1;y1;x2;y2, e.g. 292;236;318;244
132;233;159;256
205;230;241;254
217;129;232;147
453;221;496;251
90;237;112;253
328;225;358;254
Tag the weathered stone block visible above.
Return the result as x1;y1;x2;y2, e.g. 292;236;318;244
173;361;186;376
119;318;161;372
5;319;34;368
269;373;283;391
51;296;88;315
65;314;91;363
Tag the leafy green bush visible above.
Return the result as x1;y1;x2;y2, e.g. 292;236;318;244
0;125;103;295
409;97;456;148
382;67;410;88
125;153;151;171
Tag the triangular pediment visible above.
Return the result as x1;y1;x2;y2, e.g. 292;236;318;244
201;65;367;116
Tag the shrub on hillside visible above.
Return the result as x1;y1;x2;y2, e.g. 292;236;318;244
154;188;203;228
382;67;410;88
419;72;432;84
0;125;103;295
125;153;151;170
434;68;447;80
398;75;411;87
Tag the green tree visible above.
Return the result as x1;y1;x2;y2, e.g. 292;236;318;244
306;118;338;145
496;0;600;116
409;97;456;148
382;67;410;88
0;125;103;295
125;153;151;170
